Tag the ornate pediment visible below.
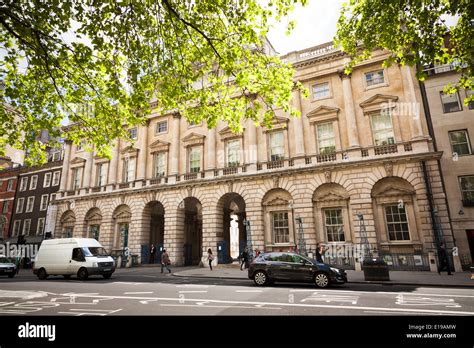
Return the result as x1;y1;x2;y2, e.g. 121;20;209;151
372;185;415;198
182;132;206;146
262;116;289;133
60;212;76;224
70;156;86;165
306;106;340;123
360;94;399;114
113;210;132;220
86;212;102;221
120;145;139;157
94;154;110;163
149;139;170;153
219;126;244;140
262;196;290;206
313;192;349;202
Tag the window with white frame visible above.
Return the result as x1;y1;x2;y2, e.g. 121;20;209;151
72;167;82;190
29;175;38;190
122;157;136;183
43;172;52;188
156;121;168;134
36;218;45;235
12;220;21;236
96;163;107;186
26;196;35;213
371;112;395;146
52;171;61;186
40;194;48;211
449;130;472;156
153;152;166;177
226;139;240;167
51;150;62;161
7;179;14;191
324;209;345;242
272;211;289;244
19;177;28;191
2;201;9;214
22;219;31;236
459;176;474;203
269;131;285;161
385;205;410;241
312;82;330;99
128;127;138;140
16;198;24;214
365;69;385;87
316;122;336;154
188;146;201;173
440;92;462;113
466;89;474;110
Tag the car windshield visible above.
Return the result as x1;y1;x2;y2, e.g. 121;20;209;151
0;257;12;263
82;247;109;257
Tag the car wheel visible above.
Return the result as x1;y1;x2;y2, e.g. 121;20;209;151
77;267;88;281
102;273;112;279
314;272;330;288
253;271;268;286
8;273;15;278
37;268;48;280
63;275;71;279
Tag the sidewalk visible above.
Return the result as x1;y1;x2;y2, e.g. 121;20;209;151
173;266;474;288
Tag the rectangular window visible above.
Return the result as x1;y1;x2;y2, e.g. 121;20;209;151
440;92;462;113
22;219;31;236
16;198;24;214
20;177;28;191
72;167;82;190
96;163;107;186
226;139;240;167
128;128;138;140
316;122;336;154
52;171;61;186
466;89;474;110
153;152;166;177
51;150;62;162
313;82;330;99
12;220;21;236
36;218;45;235
189;147;201;173
89;225;100;240
26;196;35;213
156;121;168;134
365;69;385;87
123;157;136;183
2;201;9;214
385;205;410;241
459;176;474;203
43;172;52;188
272;212;289;244
40;194;49;211
76;141;84;151
371;112;395;146
7;179;14;191
29;175;38;190
269;131;285;161
324;209;345;242
449;130;472;156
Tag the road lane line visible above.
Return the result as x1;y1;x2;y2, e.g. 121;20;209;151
160;304;281;310
124;292;153;295
235;290;263;293
289;288;474;298
178;291;208;293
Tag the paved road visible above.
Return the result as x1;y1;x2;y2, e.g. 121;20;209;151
0;267;473;316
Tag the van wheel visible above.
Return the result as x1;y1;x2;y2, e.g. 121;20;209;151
103;273;112;279
37;268;47;280
314;272;330;288
77;268;88;281
63;275;71;279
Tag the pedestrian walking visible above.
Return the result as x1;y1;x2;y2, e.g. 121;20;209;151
437;242;452;275
255;248;260;258
240;248;248;270
149;244;156;264
315;242;326;263
161;249;171;273
207;248;214;270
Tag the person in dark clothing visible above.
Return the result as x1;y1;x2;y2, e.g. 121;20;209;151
161;249;171;273
240;249;248;270
149;244;156;264
315;243;326;263
438;242;452;275
207;248;214;270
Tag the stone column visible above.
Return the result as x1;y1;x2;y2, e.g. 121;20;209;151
170;113;181;176
400;65;424;139
340;72;360;148
136;122;149;185
246;118;258;171
207;127;216;170
292;89;306;165
107;138;120;190
59;141;72;194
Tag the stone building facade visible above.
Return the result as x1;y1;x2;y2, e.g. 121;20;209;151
53;42;459;270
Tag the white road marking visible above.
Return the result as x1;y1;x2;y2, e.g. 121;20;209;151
396;295;461;308
235;290;263;293
175;285;210;288
113;282;145;285
302;293;359;305
0;290;49;299
124;292;153;295
160;304;281;310
178;290;208;293
291;288;474;298
364;310;437;316
58;308;123;316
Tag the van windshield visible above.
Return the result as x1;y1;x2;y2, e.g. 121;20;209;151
82;247;109;257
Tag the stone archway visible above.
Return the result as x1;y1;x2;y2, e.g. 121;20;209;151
60;210;76;238
262;188;294;252
177;197;202;266
142;201;165;264
112;204;132;251
84;207;102;240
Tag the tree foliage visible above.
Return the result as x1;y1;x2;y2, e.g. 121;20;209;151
0;0;307;165
335;0;473;100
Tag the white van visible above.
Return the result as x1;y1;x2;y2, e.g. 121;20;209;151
33;238;115;280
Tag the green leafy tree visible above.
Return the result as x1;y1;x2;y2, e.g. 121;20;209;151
0;0;307;165
335;0;473;100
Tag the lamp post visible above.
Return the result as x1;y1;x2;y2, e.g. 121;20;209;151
288;201;296;252
295;216;306;256
243;218;253;262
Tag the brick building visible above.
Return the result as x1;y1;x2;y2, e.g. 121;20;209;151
0;166;21;241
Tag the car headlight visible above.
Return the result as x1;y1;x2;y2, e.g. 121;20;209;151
330;267;340;274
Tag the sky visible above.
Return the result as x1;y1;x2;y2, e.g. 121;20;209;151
267;0;346;55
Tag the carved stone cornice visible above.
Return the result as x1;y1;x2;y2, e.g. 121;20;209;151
307;105;340;123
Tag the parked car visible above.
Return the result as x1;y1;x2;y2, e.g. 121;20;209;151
0;256;17;278
248;252;347;288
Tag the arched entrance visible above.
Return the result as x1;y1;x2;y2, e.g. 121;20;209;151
112;204;132;252
60;210;76;238
179;197;202;266
85;208;102;240
142;201;165;264
216;193;246;263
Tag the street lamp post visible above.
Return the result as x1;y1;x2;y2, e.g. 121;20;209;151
243;218;253;263
295;216;306;256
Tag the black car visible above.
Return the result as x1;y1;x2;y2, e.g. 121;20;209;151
0;256;17;278
248;252;347;288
